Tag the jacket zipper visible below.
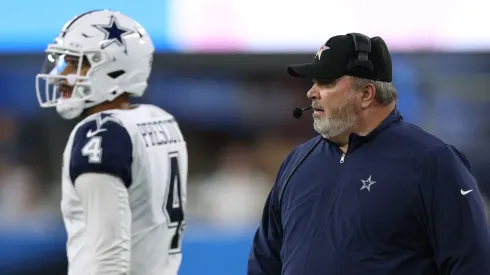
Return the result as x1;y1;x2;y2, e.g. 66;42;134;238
340;153;346;163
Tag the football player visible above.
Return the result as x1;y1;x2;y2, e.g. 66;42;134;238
35;10;188;275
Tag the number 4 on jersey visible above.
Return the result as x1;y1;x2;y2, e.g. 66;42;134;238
164;153;185;254
81;137;103;163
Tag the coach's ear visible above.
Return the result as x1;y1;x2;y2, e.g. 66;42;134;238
359;80;376;109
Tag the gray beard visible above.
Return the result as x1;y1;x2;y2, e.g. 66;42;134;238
313;104;357;140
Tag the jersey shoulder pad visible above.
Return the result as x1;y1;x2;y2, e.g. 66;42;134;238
70;113;133;187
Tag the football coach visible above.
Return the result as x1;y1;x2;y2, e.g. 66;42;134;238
247;33;490;275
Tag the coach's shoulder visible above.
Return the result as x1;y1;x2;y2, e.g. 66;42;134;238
276;136;321;176
393;121;447;153
286;135;321;161
298;135;323;149
395;121;471;167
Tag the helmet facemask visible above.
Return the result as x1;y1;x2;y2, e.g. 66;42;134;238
35;47;105;119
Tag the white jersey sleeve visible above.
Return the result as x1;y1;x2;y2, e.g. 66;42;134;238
75;173;131;275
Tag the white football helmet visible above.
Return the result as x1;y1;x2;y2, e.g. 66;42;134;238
36;10;155;119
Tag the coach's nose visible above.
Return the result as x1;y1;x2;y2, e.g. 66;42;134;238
307;85;319;100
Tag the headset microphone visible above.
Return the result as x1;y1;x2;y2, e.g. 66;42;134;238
292;107;312;119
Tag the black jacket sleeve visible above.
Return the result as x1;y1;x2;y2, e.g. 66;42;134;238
247;188;283;275
418;144;490;274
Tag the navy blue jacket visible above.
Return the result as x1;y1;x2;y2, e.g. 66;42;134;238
248;109;490;275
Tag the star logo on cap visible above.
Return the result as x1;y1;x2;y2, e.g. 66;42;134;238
92;15;134;54
316;45;329;60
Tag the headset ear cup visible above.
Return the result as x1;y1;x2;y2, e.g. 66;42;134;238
348;59;375;72
347;33;375;73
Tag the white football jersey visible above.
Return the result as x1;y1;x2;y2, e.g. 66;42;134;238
60;104;188;275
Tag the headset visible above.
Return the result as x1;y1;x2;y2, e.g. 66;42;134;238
347;32;374;73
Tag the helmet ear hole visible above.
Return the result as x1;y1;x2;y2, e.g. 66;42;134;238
81;86;91;97
107;70;126;79
89;53;101;64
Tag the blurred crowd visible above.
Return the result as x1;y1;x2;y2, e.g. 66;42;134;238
1;53;490;233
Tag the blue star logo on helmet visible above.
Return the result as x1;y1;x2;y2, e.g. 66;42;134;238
92;15;134;53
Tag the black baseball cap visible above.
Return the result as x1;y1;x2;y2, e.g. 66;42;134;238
287;33;392;82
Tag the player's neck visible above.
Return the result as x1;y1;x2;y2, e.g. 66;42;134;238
84;94;131;117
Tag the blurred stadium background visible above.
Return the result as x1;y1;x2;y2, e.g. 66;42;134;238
1;1;490;274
